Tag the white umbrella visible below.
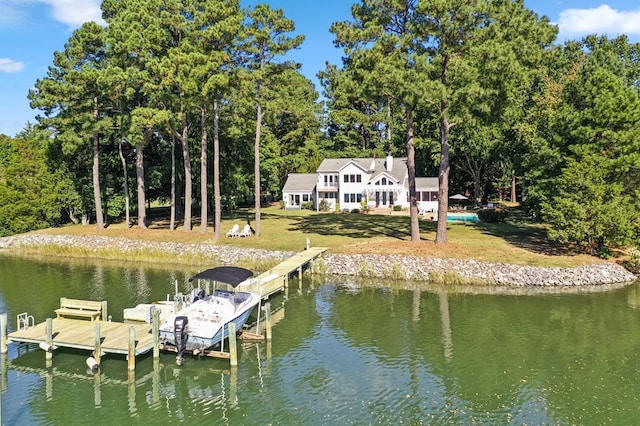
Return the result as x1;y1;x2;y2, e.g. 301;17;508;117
449;193;468;200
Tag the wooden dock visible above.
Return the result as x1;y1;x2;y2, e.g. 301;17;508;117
239;246;328;297
0;246;328;370
7;318;154;355
3;311;160;372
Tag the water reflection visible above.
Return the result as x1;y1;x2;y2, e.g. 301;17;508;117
0;254;638;424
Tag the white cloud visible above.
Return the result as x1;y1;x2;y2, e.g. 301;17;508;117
0;0;104;27
0;0;25;25
557;5;640;41
40;0;105;27
0;58;24;73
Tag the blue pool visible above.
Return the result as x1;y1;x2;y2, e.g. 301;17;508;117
447;212;479;222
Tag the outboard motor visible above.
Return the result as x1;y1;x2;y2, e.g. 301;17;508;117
174;316;189;365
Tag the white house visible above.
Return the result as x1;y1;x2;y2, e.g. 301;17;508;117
283;154;439;212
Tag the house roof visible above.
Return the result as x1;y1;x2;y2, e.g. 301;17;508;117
416;177;439;190
318;157;409;184
282;173;317;193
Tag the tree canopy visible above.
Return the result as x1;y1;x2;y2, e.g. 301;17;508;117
3;1;639;257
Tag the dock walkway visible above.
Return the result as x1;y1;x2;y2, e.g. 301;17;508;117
239;246;328;297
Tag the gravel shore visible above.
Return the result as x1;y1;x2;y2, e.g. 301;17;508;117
0;234;636;287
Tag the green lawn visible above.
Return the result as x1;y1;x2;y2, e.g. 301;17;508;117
32;205;606;268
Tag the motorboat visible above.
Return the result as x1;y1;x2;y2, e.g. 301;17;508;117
158;266;261;364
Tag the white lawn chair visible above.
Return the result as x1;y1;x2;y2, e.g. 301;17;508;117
226;224;239;237
238;224;252;237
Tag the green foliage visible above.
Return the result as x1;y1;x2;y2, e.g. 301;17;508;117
477;208;509;223
627;247;640;274
12;0;639;257
529;36;640;256
541;156;638;256
0;130;81;235
318;199;331;212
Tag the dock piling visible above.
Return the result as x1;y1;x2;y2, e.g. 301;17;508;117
127;326;136;371
265;303;272;341
228;323;237;367
152;308;160;359
45;318;53;361
93;322;102;365
0;313;7;354
101;301;108;321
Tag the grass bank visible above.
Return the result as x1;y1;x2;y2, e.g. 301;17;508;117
23;205;607;268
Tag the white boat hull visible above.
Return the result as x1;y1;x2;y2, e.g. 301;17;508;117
158;290;260;353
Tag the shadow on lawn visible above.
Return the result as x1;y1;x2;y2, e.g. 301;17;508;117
279;211;437;240
475;209;583;257
144;206;582;258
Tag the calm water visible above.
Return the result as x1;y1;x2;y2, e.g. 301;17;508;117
1;254;639;425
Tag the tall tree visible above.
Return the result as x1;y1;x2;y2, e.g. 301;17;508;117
243;4;304;236
412;0;555;243
531;36;640;255
187;0;244;236
28;22;111;229
331;0;438;242
101;0;179;228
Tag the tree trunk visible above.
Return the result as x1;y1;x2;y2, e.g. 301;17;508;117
254;104;263;237
135;144;147;228
436;115;451;244
473;176;482;207
118;139;130;228
511;170;517;203
406;106;420;242
170;134;176;231
213;99;221;239
387;97;392;142
92;131;104;229
92;98;104;230
200;106;208;234
181;114;192;231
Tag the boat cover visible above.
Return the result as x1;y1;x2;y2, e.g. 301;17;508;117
189;266;254;287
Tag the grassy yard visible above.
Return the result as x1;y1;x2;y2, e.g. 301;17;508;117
32;205;606;268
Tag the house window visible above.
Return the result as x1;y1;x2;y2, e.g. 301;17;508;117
343;193;362;203
344;175;348;183
382;177;387;185
303;194;309;202
356;175;361;183
324;175;328;184
431;191;438;201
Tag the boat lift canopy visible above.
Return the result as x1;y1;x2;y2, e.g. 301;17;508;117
189;266;254;287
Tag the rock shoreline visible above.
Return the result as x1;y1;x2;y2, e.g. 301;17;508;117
0;234;636;287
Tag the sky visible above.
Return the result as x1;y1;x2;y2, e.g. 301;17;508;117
1;0;640;137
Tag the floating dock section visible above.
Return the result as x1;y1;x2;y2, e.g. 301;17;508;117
3;312;161;371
